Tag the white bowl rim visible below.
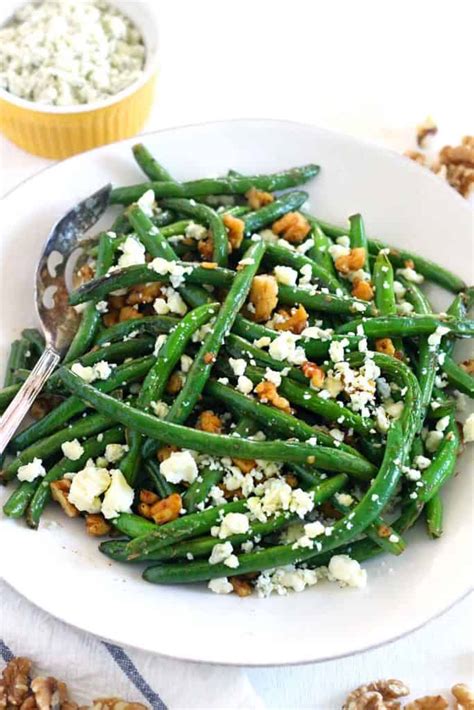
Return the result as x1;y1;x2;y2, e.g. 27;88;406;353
0;0;159;115
0;118;472;666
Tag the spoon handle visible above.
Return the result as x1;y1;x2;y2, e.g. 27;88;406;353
0;347;60;455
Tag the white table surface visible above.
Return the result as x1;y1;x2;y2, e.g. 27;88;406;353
1;0;472;706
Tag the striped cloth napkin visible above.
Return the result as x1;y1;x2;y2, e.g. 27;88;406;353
0;580;263;709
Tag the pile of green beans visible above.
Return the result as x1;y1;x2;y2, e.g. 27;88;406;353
1;146;472;598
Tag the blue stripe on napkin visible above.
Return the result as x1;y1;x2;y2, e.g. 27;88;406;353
102;642;167;710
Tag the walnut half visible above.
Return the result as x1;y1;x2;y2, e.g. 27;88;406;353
343;679;409;710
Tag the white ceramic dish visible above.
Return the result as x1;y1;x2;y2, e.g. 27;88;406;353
0;120;472;666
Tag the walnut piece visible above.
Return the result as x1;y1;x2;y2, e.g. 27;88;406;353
416;117;438;147
126;282;162;305
301;361;325;389
433;136;474;197
157;444;178;462
0;657;32;707
139;489;160;505
452;684;474;710
375;338;396;357
405;696;449;710
352;279;374;301
232;458;256;474
166;371;184;395
149;492;182;525
249;274;279;322
460;359;474;374
335;247;366;275
198;237;214;260
272;212;310;243
274;305;308;335
91;699;147;710
255;380;292;413
50;479;80;518
196;410;223;434
230;576;254;597
85;514;112;537
343;679;409;710
30;676;76;710
222;213;245;250
246;187;274;210
404;150;428;166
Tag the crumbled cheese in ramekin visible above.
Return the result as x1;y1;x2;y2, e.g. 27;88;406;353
0;0;146;106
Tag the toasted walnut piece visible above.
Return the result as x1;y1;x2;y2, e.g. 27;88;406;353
102;311;119;327
452;684;474;710
301;361;326;389
77;263;95;285
405;696;449;710
149;492;182;525
19;696;37;710
85;514;112;537
157;444;179;462
377;523;392;538
0;657;32;707
230;576;254;597
198;237;214;260
218;483;244;500
416;117;438;147
232;458;256;474
109;294;127;310
126;282;162;305
138;502;153;519
375;338;396;357
404;150;428;166
119;306;144;322
440;144;474;167
223;213;245;251
343;680;410;710
139;489;160;505
204;352;216;364
255;381;292;413
352;279;374;301
30;395;63;421
166;371;184;395
50;479;80;518
91;700;147;710
285;473;298;488
249;274;279;322
274;305;309;335
196;410;222;434
335;247;366;275
30;676;76;710
201;261;218;269
460;359;474;374
272;211;311;243
246;186;274;210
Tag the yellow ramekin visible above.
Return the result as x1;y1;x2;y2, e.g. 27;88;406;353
0;0;159;159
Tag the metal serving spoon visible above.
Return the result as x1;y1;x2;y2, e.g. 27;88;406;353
0;185;111;454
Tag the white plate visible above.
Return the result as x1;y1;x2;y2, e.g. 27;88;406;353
0;120;472;666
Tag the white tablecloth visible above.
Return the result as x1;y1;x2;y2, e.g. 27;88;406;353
1;1;472;706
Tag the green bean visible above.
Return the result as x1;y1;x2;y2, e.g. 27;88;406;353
165;240;265;425
277;282;377;316
113;512;158;538
1;411;115;483
304;220;339;279
224;333;307;384
110;164;320;205
332;497;405;556
57;369;376;480
349;214;370;277
26;427;124;528
4;339;30;386
232;315;362;360
0;382;22;411
145;459;177;498
415;416;460;502
64;233;115;363
122;303;218;485
311;217;466;292
95;315;179;345
11;355;155;452
425;493;443;538
3;478;41;518
373;251;396;316
160;198;229;267
161;220;192;237
182;467;224;513
441;355;474;398
21;328;45;358
336;315;474;339
242;191;308;235
142;420;408;583
126;203;209;307
132;144;175;182
261;241;342;292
